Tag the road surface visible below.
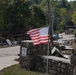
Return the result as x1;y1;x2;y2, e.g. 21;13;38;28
0;46;20;70
0;33;74;71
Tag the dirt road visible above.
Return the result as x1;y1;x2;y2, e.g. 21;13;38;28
0;46;20;70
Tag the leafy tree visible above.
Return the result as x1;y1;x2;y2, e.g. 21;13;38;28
40;0;55;12
39;0;47;12
6;0;31;34
60;8;68;18
0;0;75;34
59;8;69;29
5;0;47;34
70;1;76;12
60;0;67;8
73;28;76;35
57;23;64;32
56;0;69;8
30;5;47;28
0;0;15;30
30;0;42;5
72;11;76;25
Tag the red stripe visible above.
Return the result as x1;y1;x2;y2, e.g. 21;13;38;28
31;36;39;39
30;31;39;35
39;36;49;40
40;40;49;42
27;27;49;45
30;33;39;37
27;28;40;34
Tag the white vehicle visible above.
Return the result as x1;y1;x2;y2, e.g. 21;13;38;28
58;34;62;39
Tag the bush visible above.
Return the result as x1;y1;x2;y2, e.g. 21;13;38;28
74;29;76;37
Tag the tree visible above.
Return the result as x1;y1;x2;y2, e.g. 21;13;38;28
72;12;76;25
0;0;7;30
70;1;76;12
56;8;67;32
0;0;15;30
30;0;42;5
5;0;47;34
30;5;47;28
60;0;67;8
39;0;48;13
56;0;69;8
6;0;31;34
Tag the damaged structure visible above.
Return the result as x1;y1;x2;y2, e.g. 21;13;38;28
19;40;76;75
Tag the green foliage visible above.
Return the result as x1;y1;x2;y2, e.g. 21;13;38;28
40;0;55;13
59;0;67;8
74;29;76;34
0;64;49;75
55;0;68;8
60;8;68;18
4;0;47;34
57;22;64;32
6;0;31;33
39;0;72;32
72;11;76;25
70;1;76;11
0;0;8;30
0;0;76;33
39;0;48;12
30;0;42;5
55;8;69;32
30;5;46;28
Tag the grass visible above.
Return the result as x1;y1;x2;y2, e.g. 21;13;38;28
0;64;49;75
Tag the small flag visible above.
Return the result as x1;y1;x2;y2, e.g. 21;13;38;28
27;27;49;45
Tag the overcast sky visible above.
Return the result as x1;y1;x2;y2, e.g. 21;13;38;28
67;0;75;2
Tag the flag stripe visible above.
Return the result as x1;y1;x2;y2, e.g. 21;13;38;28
27;28;40;34
27;27;49;45
30;33;39;37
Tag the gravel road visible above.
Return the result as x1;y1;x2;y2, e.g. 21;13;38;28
0;46;20;70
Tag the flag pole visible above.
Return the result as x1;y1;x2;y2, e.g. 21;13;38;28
46;42;50;74
46;0;53;74
47;0;53;49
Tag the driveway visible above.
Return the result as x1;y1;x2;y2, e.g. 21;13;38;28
0;46;20;70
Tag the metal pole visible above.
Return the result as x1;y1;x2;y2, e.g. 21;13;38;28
46;0;54;74
52;12;54;38
47;0;53;49
46;43;50;74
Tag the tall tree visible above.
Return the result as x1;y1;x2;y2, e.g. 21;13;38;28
57;8;69;32
30;5;47;28
70;1;76;12
30;0;42;5
72;12;76;25
0;0;8;30
6;0;31;34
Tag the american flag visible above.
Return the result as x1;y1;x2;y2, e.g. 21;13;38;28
27;27;49;45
